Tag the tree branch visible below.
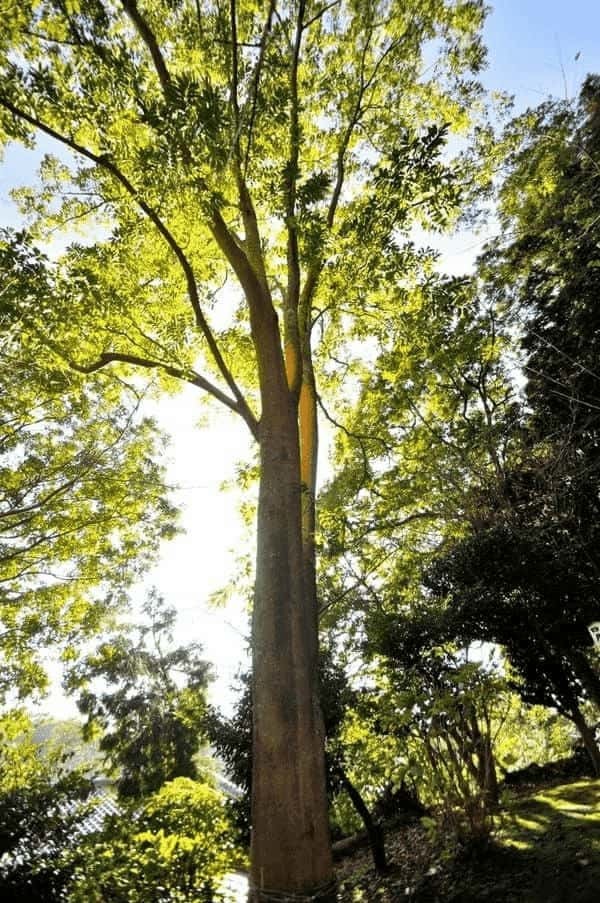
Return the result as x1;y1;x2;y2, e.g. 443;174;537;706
227;0;269;293
283;0;306;396
222;0;276;298
0;96;258;436
120;0;172;95
302;0;341;32
229;0;241;157
296;32;381;347
71;351;259;438
1;474;84;526
243;0;277;178
326;56;368;229
326;30;401;233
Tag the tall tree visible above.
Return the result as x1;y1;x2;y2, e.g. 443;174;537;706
427;76;600;772
347;78;600;773
66;593;211;799
321;79;600;779
0;2;486;894
480;74;600;578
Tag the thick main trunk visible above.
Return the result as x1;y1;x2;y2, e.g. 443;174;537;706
249;346;333;900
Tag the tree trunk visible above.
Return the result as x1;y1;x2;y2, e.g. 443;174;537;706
569;649;600;709
467;708;499;809
337;766;388;875
478;733;500;809
249;308;333;900
569;704;600;776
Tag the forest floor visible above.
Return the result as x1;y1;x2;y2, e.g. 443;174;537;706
335;778;600;902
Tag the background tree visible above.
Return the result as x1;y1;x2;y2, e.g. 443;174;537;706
477;74;600;634
306;268;523;847
424;526;600;773
319;650;389;874
420;77;600;772
371;651;504;847
318;78;600;781
0;709;94;903
492;697;576;774
31;716;102;775
317;272;517;639
1;231;177;701
0;2;488;894
66;593;212;799
491;74;600;471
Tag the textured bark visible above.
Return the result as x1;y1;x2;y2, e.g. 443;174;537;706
249;300;333;900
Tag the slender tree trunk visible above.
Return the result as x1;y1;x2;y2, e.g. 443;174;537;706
569;704;600;776
249;305;333;900
466;708;499;808
569;649;600;709
478;734;499;809
337;766;388;874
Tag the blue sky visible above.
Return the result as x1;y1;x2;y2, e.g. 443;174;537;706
483;0;600;108
4;1;600;716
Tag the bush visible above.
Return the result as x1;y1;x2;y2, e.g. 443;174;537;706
0;710;94;902
68;778;246;902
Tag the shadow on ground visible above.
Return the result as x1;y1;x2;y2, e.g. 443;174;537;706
414;780;600;903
